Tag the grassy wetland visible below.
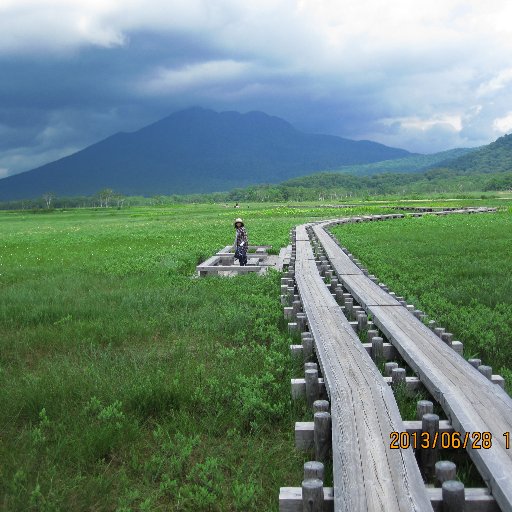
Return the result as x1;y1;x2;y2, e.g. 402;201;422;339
0;203;385;511
1;199;511;510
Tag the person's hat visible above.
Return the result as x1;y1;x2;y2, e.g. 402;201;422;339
234;218;244;227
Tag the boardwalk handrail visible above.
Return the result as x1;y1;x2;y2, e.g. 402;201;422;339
293;224;432;511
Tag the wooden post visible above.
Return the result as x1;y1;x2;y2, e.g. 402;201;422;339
304;461;324;481
413;310;422;319
305;362;318;372
357;312;368;332
452;340;464;356
367;329;378;343
421;413;440;480
314;411;332;463
302;335;314;362
297;313;307;332
468;358;481;369
330;277;338;292
335;286;344;303
428;320;437;331
478;365;492;380
344;297;353;319
435;461;457;486
391;368;406;388
416;400;434;420
441;332;453;346
352;305;363;317
313;400;330;414
288;322;298;334
302;478;324;512
371;336;384;362
434;327;445;339
384;362;398;376
293;300;302;317
441;480;465;512
305;369;320;408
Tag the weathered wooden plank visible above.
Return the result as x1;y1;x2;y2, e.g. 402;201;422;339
280;486;499;512
279;487;335;512
342;274;402;306
296;420;455;450
293;224;432;512
197;255;221;267
426;487;500;512
197;265;261;273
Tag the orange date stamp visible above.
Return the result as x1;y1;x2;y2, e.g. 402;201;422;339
389;431;496;450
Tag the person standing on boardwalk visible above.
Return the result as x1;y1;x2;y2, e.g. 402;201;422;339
234;218;248;266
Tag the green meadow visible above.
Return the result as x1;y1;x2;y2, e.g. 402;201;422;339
0;203;383;511
1;200;511;510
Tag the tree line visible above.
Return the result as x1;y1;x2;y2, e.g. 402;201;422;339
1;168;510;211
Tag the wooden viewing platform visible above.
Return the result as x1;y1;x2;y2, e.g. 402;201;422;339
196;245;272;276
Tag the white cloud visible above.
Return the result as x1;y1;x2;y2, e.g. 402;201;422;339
139;60;254;95
0;168;9;178
477;68;512;97
1;0;512;157
380;114;463;133
1;0;511;60
493;112;512;134
0;0;126;53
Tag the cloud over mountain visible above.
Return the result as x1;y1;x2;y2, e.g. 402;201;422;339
1;1;512;177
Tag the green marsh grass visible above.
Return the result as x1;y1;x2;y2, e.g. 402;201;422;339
1;203;390;511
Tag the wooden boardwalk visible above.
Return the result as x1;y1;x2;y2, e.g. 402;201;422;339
292;224;432;511
312;210;512;512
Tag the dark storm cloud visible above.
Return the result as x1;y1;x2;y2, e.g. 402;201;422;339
1;0;512;176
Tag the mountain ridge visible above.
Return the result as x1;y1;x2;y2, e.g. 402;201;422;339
0;107;413;200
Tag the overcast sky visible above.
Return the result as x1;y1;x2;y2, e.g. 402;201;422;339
1;0;512;178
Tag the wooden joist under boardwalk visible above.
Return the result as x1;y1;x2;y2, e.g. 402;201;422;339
314;216;512;512
291;224;432;512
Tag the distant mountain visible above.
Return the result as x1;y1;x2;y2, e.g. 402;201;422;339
235;133;511;198
329;147;478;176
0;107;412;200
433;133;512;174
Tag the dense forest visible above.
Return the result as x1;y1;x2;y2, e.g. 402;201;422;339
1;169;510;210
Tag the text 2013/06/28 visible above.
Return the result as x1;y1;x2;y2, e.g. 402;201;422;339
390;431;512;450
